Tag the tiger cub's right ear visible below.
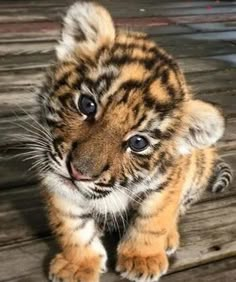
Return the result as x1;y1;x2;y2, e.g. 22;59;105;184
176;100;225;155
56;1;115;60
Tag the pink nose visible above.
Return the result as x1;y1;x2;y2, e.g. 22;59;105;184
69;162;91;181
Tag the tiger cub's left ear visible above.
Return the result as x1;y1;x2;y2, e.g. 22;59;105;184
177;100;225;155
56;2;115;60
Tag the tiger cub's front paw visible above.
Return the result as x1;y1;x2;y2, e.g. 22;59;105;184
166;228;180;256
116;248;169;282
49;253;102;282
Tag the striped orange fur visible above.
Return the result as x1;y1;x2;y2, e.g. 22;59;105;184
32;2;233;282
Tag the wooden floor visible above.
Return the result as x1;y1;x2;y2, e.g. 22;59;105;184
0;0;236;281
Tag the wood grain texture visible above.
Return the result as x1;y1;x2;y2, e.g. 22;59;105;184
1;3;236;23
162;256;236;282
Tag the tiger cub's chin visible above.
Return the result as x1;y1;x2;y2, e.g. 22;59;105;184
34;2;232;282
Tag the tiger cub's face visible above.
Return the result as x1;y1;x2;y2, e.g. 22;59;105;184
38;2;224;205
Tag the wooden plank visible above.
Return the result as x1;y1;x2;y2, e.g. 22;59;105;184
0;23;192;43
133;25;194;36
197;89;236;116
158;7;236;17
1;4;236;23
177;57;230;73
0;53;53;71
0;185;42;213
0;149;36;189
182;31;236;41
186;21;236;32
0;0;233;9
0;185;48;246
0;239;52;282
0;40;56;56
211;54;236;67
0;69;44;86
171;14;236;24
0;21;59;41
161;41;236;59
0;114;41;147
0;22;193;41
0;85;38;118
186;68;236;94
0;204;48;247
162;256;236;282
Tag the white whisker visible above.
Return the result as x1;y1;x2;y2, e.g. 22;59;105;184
13;106;53;141
117;185;143;205
108;194;121;236
112;192;128;232
10;118;52;143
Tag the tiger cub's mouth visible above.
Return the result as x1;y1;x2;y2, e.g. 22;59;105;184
56;171;112;200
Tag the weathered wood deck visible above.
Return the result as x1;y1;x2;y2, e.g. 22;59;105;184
0;0;236;281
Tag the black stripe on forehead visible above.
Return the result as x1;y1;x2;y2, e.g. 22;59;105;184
95;72;113;95
112;41;157;54
72;65;119;98
112;79;144;105
94;69;118;97
110;38;174;66
53;73;71;93
142;92;177;117
105;55;157;70
130;114;147;131
129;107;178;142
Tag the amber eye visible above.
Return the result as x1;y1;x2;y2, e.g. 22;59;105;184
78;95;97;117
128;135;149;152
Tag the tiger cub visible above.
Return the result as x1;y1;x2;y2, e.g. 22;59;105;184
36;2;232;282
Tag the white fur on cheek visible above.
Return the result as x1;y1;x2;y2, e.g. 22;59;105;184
42;172;87;206
91;189;130;215
177;139;192;155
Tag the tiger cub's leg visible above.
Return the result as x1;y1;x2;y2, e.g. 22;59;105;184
45;193;107;282
166;224;180;256
116;168;184;282
180;152;233;214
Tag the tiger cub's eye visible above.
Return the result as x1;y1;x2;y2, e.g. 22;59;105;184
78;95;97;117
128;135;149;152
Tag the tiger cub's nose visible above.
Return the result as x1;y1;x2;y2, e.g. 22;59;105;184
69;162;92;181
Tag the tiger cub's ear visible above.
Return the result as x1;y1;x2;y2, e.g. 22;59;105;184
56;1;115;60
177;100;225;155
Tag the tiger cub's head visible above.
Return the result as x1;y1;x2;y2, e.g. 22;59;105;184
39;2;224;202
